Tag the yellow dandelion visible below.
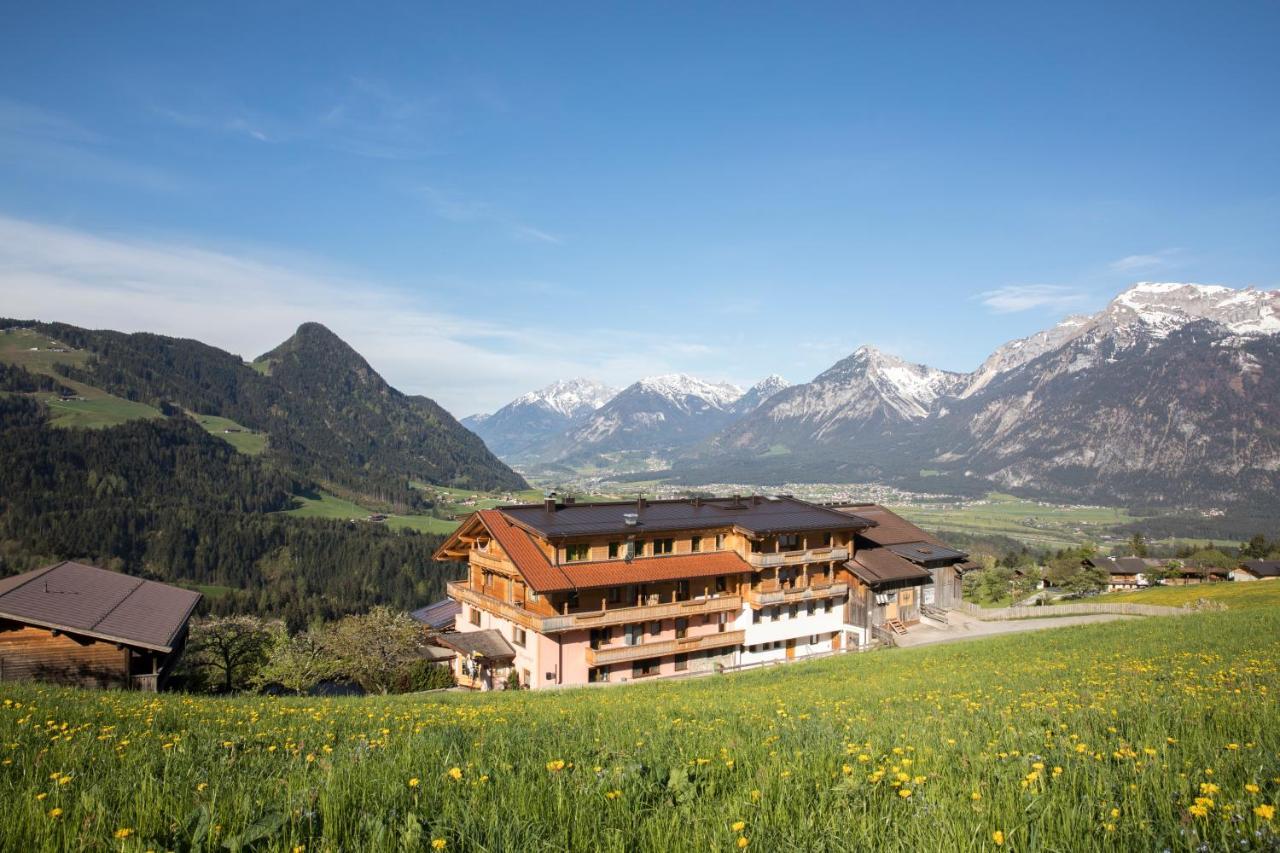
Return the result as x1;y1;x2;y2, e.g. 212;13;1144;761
448;766;464;781
898;788;912;798
737;838;749;849
48;808;63;819
1256;804;1275;821
1189;804;1208;818
408;777;420;788
732;821;746;832
992;830;1004;845
432;840;447;851
114;828;133;840
545;759;565;773
971;791;982;801
1246;784;1260;794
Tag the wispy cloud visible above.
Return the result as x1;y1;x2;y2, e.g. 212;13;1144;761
977;284;1092;314
0;97;182;191
417;184;562;245
1109;249;1184;273
0;216;693;412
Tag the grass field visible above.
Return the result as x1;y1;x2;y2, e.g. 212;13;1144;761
0;329;162;428
894;492;1140;549
283;491;460;535
188;413;268;456
2;604;1277;851
1097;580;1280;609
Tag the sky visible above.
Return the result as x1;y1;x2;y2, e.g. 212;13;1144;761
1;2;1278;415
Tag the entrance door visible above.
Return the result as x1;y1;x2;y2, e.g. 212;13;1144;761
885;593;899;621
832;632;842;651
785;638;796;660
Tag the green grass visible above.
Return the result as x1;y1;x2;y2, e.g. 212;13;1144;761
188;583;238;600
187;413;268;455
1097;580;1280;609
895;492;1140;549
0;329;163;428
2;607;1278;851
282;490;461;534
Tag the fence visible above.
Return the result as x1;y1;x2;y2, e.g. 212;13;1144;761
953;600;1191;620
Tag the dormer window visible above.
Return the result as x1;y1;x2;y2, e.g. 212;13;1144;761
565;544;590;562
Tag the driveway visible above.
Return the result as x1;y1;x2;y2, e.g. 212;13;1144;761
892;610;1134;648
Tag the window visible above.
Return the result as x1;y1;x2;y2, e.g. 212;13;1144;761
607;586;622;604
632;659;658;678
691;536;702;553
675;617;688;639
649;621;662;637
608;541;622;559
653;538;674;555
875;591;895;606
522;669;530;687
806;601;815;617
624;624;641;646
717;612;727;633
778;534;801;551
588;667;607;683
750;539;764;553
753;608;763;624
821;532;833;547
715;534;725;550
789;604;799;620
565;544;591;562
590;628;608;649
715;575;727;594
568;590;580;609
469;607;481;627
674;653;688;672
823;598;833;614
513;627;527;647
632;541;645;558
677;579;690;600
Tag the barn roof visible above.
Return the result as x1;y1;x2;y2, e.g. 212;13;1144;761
845;549;932;587
437;629;516;662
1240;560;1280;578
0;561;202;653
410;599;461;630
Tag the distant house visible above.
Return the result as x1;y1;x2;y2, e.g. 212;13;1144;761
1163;563;1229;586
366;514;388;523
1085;556;1154;591
0;561;201;691
1231;560;1280;582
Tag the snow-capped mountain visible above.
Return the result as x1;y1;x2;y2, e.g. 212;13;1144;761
545;373;745;461
685;282;1280;510
732;375;791;415
463;378;617;459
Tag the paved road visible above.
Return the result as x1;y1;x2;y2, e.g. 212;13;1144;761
893;610;1134;648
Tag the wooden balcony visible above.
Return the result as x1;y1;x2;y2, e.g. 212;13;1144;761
554;594;741;632
746;581;848;608
746;546;848;569
585;630;745;667
448;582;742;635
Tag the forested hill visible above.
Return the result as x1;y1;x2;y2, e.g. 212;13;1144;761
4;318;527;505
0;395;460;627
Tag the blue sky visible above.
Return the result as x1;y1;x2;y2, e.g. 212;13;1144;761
1;2;1278;414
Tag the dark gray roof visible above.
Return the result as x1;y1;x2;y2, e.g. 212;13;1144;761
500;495;871;539
886;541;968;565
1084;556;1119;572
0;561;202;652
1113;557;1157;574
1241;560;1280;577
846;549;932;587
410;599;461;630
437;629;516;662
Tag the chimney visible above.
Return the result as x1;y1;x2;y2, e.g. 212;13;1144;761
637;495;647;510
544;496;557;513
691;496;702;508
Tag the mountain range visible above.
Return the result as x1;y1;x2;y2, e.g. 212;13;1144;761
470;283;1280;510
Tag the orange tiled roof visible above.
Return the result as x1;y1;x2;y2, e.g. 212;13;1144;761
475;510;573;593
556;550;750;591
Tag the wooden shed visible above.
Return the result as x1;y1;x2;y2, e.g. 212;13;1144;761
0;561;202;691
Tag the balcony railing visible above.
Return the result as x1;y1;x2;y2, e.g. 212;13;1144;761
585;630;746;667
746;546;848;568
746;581;848;608
448;582;742;635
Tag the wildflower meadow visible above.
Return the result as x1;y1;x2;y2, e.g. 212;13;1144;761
2;597;1278;851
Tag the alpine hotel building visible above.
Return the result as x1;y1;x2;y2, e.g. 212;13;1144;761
433;494;974;689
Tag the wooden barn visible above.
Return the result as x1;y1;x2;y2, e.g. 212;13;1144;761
0;561;201;691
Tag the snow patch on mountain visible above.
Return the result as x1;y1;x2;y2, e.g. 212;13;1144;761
633;374;744;411
510;378;617;418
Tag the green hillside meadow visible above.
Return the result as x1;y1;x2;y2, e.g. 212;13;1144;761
3;589;1279;851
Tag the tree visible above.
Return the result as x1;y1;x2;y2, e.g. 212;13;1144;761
1128;532;1149;558
186;615;278;693
1242;534;1272;560
1188;548;1235;570
321;606;426;694
1062;566;1108;596
254;629;342;694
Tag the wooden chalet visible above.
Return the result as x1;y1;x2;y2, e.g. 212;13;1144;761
432;494;973;688
0;562;201;691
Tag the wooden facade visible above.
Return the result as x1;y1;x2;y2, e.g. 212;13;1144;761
0;621;188;691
